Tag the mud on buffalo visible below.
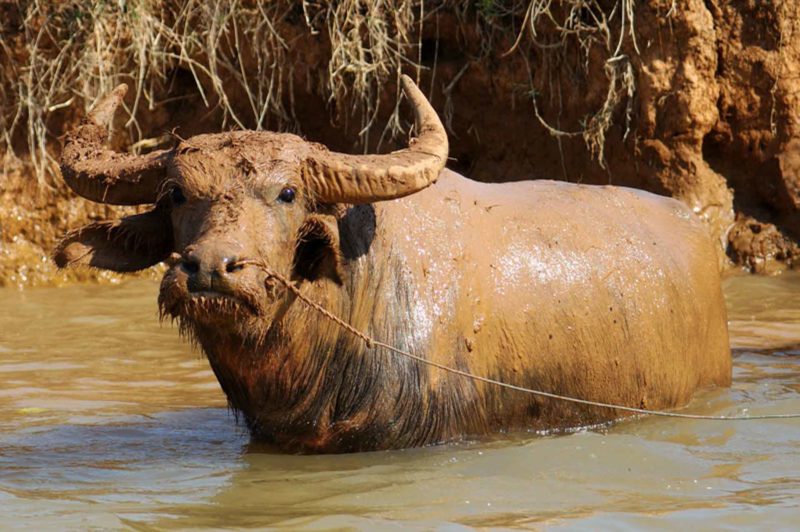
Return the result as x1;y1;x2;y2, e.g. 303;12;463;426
54;76;731;453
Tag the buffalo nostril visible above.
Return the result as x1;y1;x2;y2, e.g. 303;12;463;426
225;257;244;274
181;257;200;275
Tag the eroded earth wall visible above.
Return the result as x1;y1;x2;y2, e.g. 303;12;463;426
1;1;799;287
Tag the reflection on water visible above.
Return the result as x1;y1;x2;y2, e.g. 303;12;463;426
0;275;798;528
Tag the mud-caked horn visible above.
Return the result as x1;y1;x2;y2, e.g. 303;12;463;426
60;84;173;205
303;75;449;204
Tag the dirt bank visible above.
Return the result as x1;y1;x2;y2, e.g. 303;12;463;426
0;170;162;287
2;1;799;287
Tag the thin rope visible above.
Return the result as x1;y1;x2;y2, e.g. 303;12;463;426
239;259;800;422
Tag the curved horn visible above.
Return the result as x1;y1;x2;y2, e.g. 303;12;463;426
60;84;172;205
303;74;449;204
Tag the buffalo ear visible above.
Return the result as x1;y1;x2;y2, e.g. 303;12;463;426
294;214;344;284
54;207;173;272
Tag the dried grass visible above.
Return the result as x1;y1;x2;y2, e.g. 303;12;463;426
0;0;643;182
0;0;420;182
503;0;640;168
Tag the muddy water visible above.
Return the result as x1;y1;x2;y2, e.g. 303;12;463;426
0;275;798;529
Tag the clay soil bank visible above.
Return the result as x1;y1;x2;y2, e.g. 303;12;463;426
2;1;799;287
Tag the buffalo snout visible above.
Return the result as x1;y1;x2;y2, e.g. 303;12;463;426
181;243;249;295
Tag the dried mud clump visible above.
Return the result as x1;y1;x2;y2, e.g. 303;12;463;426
2;1;800;286
727;216;799;274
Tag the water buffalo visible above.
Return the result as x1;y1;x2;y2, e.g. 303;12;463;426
55;76;731;453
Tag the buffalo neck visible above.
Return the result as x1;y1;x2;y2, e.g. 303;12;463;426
196;245;493;452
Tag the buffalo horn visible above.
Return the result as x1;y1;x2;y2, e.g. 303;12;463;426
303;75;449;204
60;84;173;205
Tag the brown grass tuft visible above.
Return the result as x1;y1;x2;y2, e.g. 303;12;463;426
1;0;643;180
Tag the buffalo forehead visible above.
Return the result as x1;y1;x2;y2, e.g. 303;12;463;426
170;131;309;192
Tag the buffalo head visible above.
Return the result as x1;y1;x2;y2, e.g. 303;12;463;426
55;76;448;336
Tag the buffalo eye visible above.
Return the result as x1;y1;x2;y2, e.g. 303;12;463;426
170;186;186;206
278;186;296;204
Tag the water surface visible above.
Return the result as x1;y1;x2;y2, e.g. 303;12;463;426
1;275;798;529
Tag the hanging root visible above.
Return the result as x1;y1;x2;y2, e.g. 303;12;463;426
501;0;642;167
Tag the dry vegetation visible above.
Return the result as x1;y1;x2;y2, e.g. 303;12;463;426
0;0;641;180
1;0;418;180
1;0;798;284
